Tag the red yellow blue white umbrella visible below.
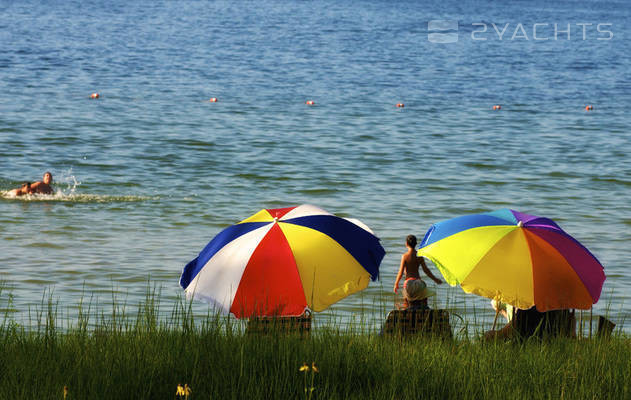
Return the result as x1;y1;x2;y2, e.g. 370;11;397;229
418;209;605;312
180;204;385;318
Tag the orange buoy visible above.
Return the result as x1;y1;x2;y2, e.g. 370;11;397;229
585;105;593;111
396;103;404;108
90;93;100;99
306;100;315;106
493;105;501;110
209;97;218;103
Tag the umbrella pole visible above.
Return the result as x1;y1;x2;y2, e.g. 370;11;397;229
589;307;593;339
491;308;500;331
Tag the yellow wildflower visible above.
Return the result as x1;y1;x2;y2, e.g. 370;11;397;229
63;386;68;400
184;384;192;398
176;384;185;397
299;362;310;372
311;362;318;373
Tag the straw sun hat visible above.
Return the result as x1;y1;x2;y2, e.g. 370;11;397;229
403;279;436;302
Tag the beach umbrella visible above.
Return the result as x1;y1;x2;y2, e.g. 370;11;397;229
418;209;605;312
180;204;385;318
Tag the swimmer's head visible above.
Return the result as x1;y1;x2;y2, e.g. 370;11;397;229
43;172;52;184
406;234;417;249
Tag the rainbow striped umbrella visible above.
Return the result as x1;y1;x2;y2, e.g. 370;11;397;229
418;209;605;311
180;204;385;318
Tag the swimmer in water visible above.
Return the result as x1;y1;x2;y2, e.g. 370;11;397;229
29;171;54;194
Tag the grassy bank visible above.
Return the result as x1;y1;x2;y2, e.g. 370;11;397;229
1;291;629;399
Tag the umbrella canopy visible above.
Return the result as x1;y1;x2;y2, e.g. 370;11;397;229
180;204;385;318
418;209;605;312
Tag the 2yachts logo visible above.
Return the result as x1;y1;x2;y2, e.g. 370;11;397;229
428;21;613;43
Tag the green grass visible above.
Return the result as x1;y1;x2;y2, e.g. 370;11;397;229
0;288;629;399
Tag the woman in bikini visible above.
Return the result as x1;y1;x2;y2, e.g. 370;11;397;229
393;234;443;309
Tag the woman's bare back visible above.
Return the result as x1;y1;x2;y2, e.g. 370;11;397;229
402;252;421;280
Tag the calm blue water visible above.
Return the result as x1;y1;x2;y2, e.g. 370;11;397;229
1;0;630;333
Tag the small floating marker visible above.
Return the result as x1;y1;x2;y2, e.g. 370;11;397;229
305;100;315;106
585;105;593;111
493;105;501;110
396;103;405;108
90;92;100;99
209;97;218;103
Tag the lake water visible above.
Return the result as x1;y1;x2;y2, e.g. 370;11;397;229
1;0;629;333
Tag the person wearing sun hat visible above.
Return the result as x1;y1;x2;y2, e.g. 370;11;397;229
401;277;436;310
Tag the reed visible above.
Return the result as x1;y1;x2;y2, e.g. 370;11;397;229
0;287;628;399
